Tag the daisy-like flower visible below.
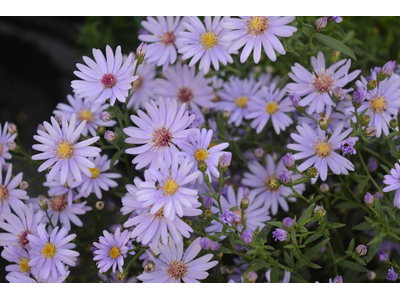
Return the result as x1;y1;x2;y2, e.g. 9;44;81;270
287;51;360;115
53;94;116;137
78;154;121;199
217;76;262;126
383;160;400;208
71;45;138;106
124;97;195;170
139;17;186;70
93;227;132;273
246;84;295;134
222;16;297;63
0;204;41;248
356;73;400;138
241;155;305;215
180;128;229;183
154;62;214;122
136;155;201;221
137;237;218;283
125;201;202;247
206;186;271;234
0;122;16;167
121;179;146;217
177;16;233;74
27;224;79;281
43;173;81;205
32;114;101;185
1;245;31;275
0;164;28;220
287;123;355;183
6;266;70;283
127;62;157;110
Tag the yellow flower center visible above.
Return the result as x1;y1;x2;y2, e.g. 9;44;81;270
235;96;249;108
0;185;9;203
109;245;121;259
246;16;269;36
369;96;387;114
266;102;279;114
194;149;209;161
201;32;218;50
41;242;57;259
163;179;179;196
314;140;333;158
19;258;30;273
89;167;101;179
78;110;94;123
167;260;187;280
56;140;74;159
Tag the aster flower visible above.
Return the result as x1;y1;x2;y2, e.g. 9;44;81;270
93;227;132;274
222;16;297;63
127;61;157;110
0;204;41;248
71;45;138;106
0;122;16;167
287;51;360;115
121;180;146;217
355;73;400;137
43;173;82;205
387;267;398;281
287;123;355;183
154;62;215;122
1;245;31;276
78;154;121;199
6;267;70;283
177;16;233;74
124;97;195;170
27;224;79;281
206;186;270;234
0;164;28;220
53;94;116;137
180;128;229;183
124;201;202;247
217;76;262;126
382;160;400;208
241;155;305;215
272;228;288;241
139;17;186;70
341;137;358;156
246;83;295;134
135;155;201;221
32;114;101;185
137;237;218;283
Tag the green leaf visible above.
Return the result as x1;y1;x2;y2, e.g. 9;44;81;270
270;264;279;283
365;232;381;263
337;260;368;273
297;203;316;226
293;249;321;269
296;238;330;270
367;232;386;245
110;148;126;171
380;164;391;174
314;33;356;60
352;222;373;231
259;223;273;240
347;238;355;252
228;232;236;249
230;142;246;163
218;246;235;254
304;232;324;245
266;221;284;228
326;222;346;229
374;198;385;220
387;139;399;159
216;112;226;138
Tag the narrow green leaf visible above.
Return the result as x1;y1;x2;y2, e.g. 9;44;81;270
297;203;316;226
337;260;368;273
314;33;356;60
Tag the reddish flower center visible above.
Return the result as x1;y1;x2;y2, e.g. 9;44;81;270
155;207;164;218
18;230;30;248
49;195;68;212
0;185;9;203
313;73;334;93
167;260;187;280
246;16;269;36
152;127;172;148
178;87;194;103
161;31;175;45
101;73;117;89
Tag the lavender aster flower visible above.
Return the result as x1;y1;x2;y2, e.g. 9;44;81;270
272;228;288;242
242;230;253;244
124;97;195;170
32;114;101;185
27;224;79;281
219;209;240;226
71;45;138;106
222;17;297;63
383;160;400;208
0;122;16;168
137;237;218;283
340;137;358;156
127;61;157;110
1;245;31;275
387;267;398;281
177;16;233;74
200;237;212;249
330;275;343;283
93;227;132;274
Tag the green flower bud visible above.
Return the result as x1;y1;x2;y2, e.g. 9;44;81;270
144;261;155;273
267;177;281;189
222;110;231;121
197;160;207;172
204;209;213;218
318;118;329;130
363;126;377;139
367;79;377;91
389;118;398;129
307;167;318;178
240;197;250;210
313;205;326;219
331;50;341;64
360;115;371;126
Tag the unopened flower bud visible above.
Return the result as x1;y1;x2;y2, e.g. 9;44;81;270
332;86;343;103
6;142;18;152
367;271;376;281
279;170;291;186
363;126;377;139
307;166;318;178
222;110;231;121
240;197;250;210
360;115;371;126
282;217;295;229
97;126;105;135
315;17;328;30
390;118;398;129
254;147;264;158
272;228;288;241
367;79;377;91
144;261;155;273
210;241;220;251
378;61;396;81
100;111;111;122
320;183;329;193
364;192;374;206
375;192;384;200
379;251;389;262
331;50;341;64
218;153;232;171
333;275;343;283
7;123;17;134
135;42;147;64
204;209;213;218
19;181;29;190
246;271;258;283
197;160;207;172
104;130;117;143
356;244;368;256
242;230;253;245
117;269;128;281
267;177;281;189
203;196;213;209
200;237;212;249
352;88;366;107
38;197;48;211
289;93;301;107
313;206;326;219
96;201;105;210
185;220;193;227
282;153;296;170
318;118;329;130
